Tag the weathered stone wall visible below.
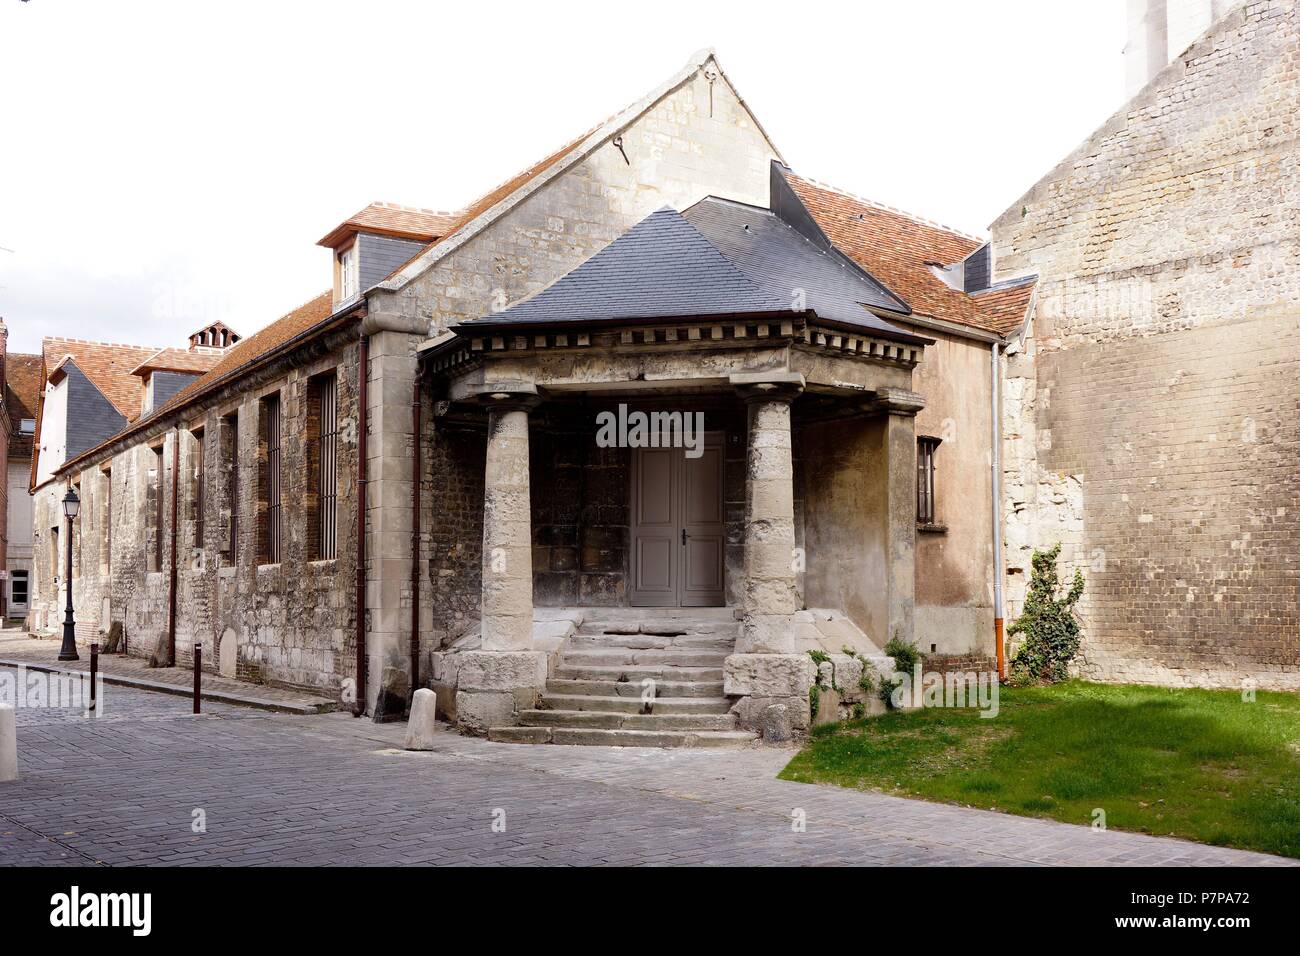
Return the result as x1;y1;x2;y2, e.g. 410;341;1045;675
991;0;1300;689
31;328;363;698
908;327;997;656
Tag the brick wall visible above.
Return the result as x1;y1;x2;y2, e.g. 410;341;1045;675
991;0;1300;689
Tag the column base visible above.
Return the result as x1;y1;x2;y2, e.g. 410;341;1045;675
454;650;547;736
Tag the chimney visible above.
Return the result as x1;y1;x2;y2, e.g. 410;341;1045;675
1124;0;1236;98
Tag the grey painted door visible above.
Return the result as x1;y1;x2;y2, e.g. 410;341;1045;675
630;433;725;607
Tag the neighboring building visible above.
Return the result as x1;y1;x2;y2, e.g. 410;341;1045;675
992;0;1298;689
3;340;41;622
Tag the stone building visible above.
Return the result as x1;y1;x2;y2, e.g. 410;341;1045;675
31;9;1295;745
992;0;1299;689
30;51;1021;742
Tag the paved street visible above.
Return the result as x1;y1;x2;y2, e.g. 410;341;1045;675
0;665;1291;867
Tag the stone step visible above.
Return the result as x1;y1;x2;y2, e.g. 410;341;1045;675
559;648;729;668
488;726;757;748
545;677;725;699
519;709;737;731
568;632;736;651
553;664;725;682
540;693;732;715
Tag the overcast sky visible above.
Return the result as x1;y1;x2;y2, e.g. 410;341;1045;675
0;1;1126;355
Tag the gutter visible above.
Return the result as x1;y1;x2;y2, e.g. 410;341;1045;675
354;333;369;717
167;427;180;666
410;353;424;701
991;341;1006;681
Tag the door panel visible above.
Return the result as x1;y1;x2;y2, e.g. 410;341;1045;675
679;435;725;607
630;433;725;607
630;447;678;606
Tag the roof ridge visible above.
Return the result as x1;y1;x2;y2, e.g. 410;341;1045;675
43;336;160;350
792;174;986;244
366;201;462;217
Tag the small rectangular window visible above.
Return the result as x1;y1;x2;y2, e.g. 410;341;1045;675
917;437;939;525
338;244;358;300
19;418;35;435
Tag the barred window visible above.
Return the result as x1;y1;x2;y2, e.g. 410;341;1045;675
192;428;205;550
260;395;282;564
151;445;165;572
314;373;338;560
917;437;940;525
223;412;239;564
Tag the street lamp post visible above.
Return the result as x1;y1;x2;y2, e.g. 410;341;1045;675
57;486;80;662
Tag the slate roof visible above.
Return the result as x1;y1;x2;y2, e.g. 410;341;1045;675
683;197;924;342
786;172;1006;334
463;207;792;327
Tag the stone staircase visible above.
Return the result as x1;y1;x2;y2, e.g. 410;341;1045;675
487;609;757;748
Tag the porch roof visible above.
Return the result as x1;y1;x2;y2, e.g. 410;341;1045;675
454;203;927;346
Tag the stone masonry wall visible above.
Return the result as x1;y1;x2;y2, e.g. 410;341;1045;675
991;0;1300;689
31;327;363;698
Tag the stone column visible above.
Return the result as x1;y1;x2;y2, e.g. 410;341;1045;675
869;387;924;650
455;387;547;735
723;373;814;737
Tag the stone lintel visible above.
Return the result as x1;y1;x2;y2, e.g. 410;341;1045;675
731;372;806;404
863;386;925;417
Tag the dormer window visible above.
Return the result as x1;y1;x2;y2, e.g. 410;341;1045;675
338;243;359;301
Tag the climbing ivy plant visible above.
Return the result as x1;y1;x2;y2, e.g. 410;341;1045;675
1008;543;1085;685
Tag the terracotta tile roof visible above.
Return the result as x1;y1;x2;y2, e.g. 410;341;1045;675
786;173;1004;334
317;202;463;248
57;291;339;477
128;347;226;377
971;277;1038;335
40;338;158;420
5;352;42;458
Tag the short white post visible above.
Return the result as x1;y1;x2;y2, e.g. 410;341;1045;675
0;704;17;782
404;688;439;751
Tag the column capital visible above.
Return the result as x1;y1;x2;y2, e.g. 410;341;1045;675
863;387;925;417
471;383;543;413
731;372;805;405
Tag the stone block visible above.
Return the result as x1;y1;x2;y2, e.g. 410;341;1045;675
456;690;517;736
730;694;810;733
0;705;16;782
724;653;813;697
761;703;793;742
404;689;439;750
457;650;547;692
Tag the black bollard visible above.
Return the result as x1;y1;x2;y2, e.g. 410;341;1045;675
89;642;99;712
193;643;202;714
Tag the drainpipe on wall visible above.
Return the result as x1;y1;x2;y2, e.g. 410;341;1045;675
409;355;423;701
991;342;1006;681
168;427;180;667
354;334;369;717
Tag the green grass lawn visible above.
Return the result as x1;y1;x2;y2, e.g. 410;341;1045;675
779;680;1300;859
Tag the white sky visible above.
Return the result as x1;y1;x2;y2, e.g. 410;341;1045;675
0;0;1126;356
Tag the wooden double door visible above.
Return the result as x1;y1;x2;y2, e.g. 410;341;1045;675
629;432;726;607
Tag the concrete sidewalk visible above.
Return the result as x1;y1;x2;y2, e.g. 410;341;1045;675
0;633;336;715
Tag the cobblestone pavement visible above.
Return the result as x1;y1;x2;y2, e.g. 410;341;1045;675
0;633;334;713
0;666;1291;866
